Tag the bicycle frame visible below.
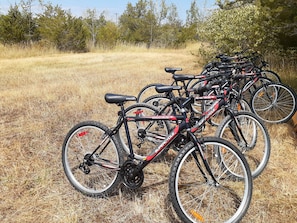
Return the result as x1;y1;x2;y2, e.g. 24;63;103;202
166;75;207;98
96;97;219;184
85;83;249;187
152;83;250;148
240;71;268;94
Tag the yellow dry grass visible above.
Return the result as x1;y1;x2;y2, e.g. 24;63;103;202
0;43;297;223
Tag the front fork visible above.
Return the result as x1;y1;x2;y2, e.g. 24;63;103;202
188;132;219;185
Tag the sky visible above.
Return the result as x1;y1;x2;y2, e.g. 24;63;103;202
0;0;217;22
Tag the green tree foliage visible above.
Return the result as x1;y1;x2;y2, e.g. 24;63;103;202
258;0;297;48
83;9;107;48
184;0;202;40
119;0;157;46
0;4;38;44
158;3;183;47
200;4;275;54
3;0;294;54
119;0;184;48
83;10;118;49
59;17;87;52
0;0;202;51
97;21;119;49
216;0;255;9
37;3;87;52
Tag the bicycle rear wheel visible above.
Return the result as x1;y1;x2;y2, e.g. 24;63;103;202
241;77;272;104
261;70;281;83
62;121;124;197
209;98;251;126
169;137;252;223
118;103;171;160
137;83;163;102
251;82;297;123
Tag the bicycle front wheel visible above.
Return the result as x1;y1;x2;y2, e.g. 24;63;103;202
169;137;252;223
62;121;124;197
215;111;271;178
251;82;297;123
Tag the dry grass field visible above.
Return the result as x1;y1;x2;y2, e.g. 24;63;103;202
1;43;297;223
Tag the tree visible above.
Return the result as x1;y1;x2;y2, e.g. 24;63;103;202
155;0;168;26
0;4;37;44
119;0;157;46
20;0;39;43
185;0;202;40
118;0;185;48
97;21;119;49
186;0;200;26
160;3;183;47
58;16;88;52
37;3;88;52
216;0;255;9
258;0;297;48
83;9;106;48
200;4;274;54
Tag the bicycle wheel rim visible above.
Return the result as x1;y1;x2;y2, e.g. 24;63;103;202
118;103;170;160
62;124;121;196
171;140;252;223
216;112;271;178
251;83;297;123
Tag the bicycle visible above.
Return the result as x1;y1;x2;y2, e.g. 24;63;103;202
228;69;297;123
189;64;296;124
140;81;271;178
62;92;253;223
214;51;282;83
136;67;211;103
137;61;275;122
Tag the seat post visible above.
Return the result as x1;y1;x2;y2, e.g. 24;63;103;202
119;103;135;159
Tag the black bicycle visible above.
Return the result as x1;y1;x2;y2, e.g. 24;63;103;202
140;81;271;179
62;92;253;222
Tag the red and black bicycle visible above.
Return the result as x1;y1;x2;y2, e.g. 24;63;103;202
62;91;252;222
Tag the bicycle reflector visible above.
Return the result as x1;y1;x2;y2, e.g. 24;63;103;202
237;103;242;111
190;209;204;222
134;109;144;115
78;131;88;137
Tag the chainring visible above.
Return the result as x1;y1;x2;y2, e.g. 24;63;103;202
121;160;144;189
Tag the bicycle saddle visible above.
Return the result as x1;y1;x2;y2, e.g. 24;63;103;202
164;67;182;74
155;85;182;93
105;93;137;104
173;74;196;81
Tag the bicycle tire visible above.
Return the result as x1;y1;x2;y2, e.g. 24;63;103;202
261;69;281;83
137;83;163;103
118;103;171;160
62;121;124;197
215;111;271;178
188;78;208;115
143;94;182;116
169;137;252;223
241;76;272;104
209;98;251;126
251;82;297;123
